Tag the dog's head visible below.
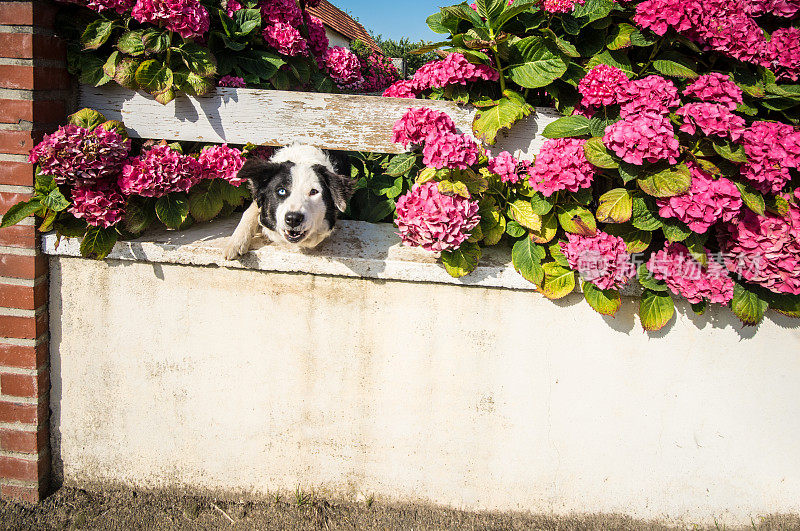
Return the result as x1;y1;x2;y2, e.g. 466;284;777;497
237;144;354;247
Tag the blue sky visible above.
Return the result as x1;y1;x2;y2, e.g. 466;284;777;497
330;0;442;43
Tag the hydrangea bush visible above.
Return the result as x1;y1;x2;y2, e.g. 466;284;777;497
375;0;800;329
59;0;397;103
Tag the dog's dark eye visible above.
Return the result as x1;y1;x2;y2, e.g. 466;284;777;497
276;188;287;197
309;189;319;196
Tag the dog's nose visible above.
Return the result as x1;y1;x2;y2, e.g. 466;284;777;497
285;212;304;227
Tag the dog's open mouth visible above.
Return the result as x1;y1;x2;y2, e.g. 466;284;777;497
283;229;307;243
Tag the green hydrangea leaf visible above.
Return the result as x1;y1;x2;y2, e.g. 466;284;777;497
583;281;622;316
639;289;675;331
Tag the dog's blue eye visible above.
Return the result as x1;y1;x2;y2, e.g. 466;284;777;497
309;189;319;196
277;188;287;197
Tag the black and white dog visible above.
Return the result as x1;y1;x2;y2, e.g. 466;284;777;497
223;144;354;260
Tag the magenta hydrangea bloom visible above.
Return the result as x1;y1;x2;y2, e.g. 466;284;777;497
324;47;364;88
560;232;636;290
304;14;328;63
603;111;680;165
421;133;480;170
29;125;130;186
528;137;596;196
618;75;680;117
224;0;241;17
749;0;800;16
675;102;747;142
69;181;126;229
263;23;308;57
131;0;210;39
647;243;735;304
682;73;743;111
217;75;246;88
718;207;800;295
361;53;401;93
633;0;693;36
542;0;584;12
577;64;629;108
258;0;302;26
767;27;800;82
740;121;800;194
382;80;418;99
394;182;480;252
411;53;499;92
487;151;526;184
84;0;135;14
118;144;202;197
197;144;246;186
391;108;457;148
656;163;742;233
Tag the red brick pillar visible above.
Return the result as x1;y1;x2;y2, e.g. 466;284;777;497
0;0;70;503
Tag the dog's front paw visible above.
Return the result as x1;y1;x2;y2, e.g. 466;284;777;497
223;236;251;260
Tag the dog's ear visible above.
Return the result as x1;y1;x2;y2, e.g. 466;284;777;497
237;158;283;195
314;164;355;212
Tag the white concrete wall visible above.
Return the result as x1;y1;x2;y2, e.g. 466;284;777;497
325;27;350;49
48;256;800;527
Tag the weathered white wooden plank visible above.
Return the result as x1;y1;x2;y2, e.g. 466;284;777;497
79;84;561;158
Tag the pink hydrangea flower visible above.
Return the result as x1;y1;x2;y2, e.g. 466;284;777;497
217;75;246;88
603;111;680;165
528;137;596;196
633;0;693;36
324;47;364;88
361;53;401;93
749;0;800;16
411;53;499;92
577;64;629;108
29;125;130;186
542;0;585;13
391;108;457;148
647;242;735;304
394;182;480;252
682;73;743;111
304;14;328;63
197;144;246;186
382;80;418;99
118;144;202;197
740;121;800;194
656;163;742;233
767;27;800;82
487;151;526;184
258;0;302;26
224;0;241;17
263;23;308;57
560;232;636;290
618;75;680;117
84;0;135;14
718;207;800;295
69;181;126;229
421;133;480;170
131;0;210;39
675;102;747;142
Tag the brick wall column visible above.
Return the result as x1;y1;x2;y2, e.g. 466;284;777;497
0;0;70;503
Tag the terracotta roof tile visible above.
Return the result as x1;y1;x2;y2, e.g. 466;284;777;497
307;0;382;53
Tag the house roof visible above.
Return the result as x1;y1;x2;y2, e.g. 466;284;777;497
307;0;382;54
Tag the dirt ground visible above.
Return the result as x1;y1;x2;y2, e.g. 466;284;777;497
1;486;799;531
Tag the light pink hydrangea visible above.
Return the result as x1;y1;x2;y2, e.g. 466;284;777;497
131;0;210;39
603;111;680;165
682;73;743;110
411;53;499;91
263;23;308;57
577;64;629;108
618;75;680;117
391;108;457;148
718;207;800;295
324;46;364;88
740;121;800;194
528;137;596;196
217;75;246;88
656;163;742;233
118;144;202;197
29;125;130;186
767;27;800;82
487;151;527;184
394;182;480;252
197;144;246;186
421;133;480;170
382;80;418;99
258;0;302;26
69;181;126;228
675;102;746;142
648;243;735;304
542;0;585;13
560;232;636;290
